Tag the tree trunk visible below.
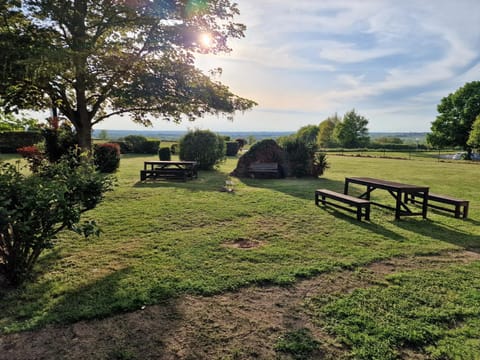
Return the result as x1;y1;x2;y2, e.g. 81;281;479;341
76;119;92;152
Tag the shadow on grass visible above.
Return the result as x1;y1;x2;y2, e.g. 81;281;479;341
395;219;480;253
132;169;230;192
0;267;189;359
1;266;180;332
241;176;346;202
313;203;407;242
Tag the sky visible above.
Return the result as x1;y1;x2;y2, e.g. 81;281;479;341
99;0;480;133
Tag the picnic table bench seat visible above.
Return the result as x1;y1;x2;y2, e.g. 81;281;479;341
315;188;370;221
405;192;469;219
248;162;280;178
140;161;198;182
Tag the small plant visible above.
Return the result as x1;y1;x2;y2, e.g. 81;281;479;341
312;152;330;177
275;328;321;359
94;143;121;173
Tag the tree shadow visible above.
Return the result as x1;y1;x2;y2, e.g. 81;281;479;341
0;267;187;359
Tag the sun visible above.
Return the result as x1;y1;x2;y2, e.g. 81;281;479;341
199;33;213;48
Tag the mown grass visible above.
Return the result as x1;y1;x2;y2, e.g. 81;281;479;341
308;262;480;359
0;152;479;348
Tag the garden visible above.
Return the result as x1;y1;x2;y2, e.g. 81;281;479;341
0;150;479;359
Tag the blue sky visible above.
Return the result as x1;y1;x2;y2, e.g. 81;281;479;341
99;0;480;133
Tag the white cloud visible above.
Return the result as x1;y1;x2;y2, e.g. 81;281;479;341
317;41;403;63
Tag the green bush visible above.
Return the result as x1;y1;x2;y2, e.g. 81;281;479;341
121;135;160;154
281;137;317;177
226;141;240;156
170;143;178;154
94;143;121;173
158;147;171;161
179;129;225;170
0;152;114;285
137;140;160;154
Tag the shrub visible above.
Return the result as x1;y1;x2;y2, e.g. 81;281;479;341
17;145;45;172
114;141;133;154
0;131;43;153
94;143;121;173
235;138;247;150
282;137;317;177
158;147;171;161
123;135;148;150
137;140;160;154
170;143;178;154
226;141;240;156
0;152;114;285
179;129;225;170
42;123;77;162
122;135;160;154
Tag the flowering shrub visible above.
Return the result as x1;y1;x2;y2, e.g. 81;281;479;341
17;145;45;172
94;143;121;173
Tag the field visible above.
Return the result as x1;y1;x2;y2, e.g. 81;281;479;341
0;153;479;359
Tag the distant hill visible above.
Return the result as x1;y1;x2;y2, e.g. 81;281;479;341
93;129;429;143
92;129;295;141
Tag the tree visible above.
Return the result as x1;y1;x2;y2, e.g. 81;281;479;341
296;124;319;145
334;109;370;148
0;111;40;132
317;113;341;148
467;114;480;149
0;0;256;151
428;81;480;157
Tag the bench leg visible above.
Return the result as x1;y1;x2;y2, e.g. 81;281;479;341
356;206;362;221
365;205;370;221
455;205;461;218
463;204;469;219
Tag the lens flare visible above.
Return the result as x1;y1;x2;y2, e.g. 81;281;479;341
200;33;212;48
186;0;209;17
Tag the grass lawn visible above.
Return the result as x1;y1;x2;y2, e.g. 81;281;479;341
1;152;479;358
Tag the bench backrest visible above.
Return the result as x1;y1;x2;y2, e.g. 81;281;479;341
248;162;278;171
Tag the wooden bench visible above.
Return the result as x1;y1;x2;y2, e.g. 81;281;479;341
405;193;469;219
248;162;280;178
315;189;370;221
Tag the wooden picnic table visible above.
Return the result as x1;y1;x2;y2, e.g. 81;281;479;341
344;177;429;220
140;160;198;181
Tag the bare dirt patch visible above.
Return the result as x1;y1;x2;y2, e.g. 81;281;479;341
1;250;479;360
221;237;265;249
